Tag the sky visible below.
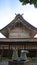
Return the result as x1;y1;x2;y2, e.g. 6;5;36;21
0;0;37;38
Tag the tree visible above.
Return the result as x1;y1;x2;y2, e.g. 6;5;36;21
19;0;37;8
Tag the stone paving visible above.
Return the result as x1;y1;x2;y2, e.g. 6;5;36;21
30;62;37;65
0;61;37;65
0;61;8;65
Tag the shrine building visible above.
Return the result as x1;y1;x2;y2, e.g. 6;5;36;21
0;14;37;57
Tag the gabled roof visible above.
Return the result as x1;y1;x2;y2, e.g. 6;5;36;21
0;14;37;38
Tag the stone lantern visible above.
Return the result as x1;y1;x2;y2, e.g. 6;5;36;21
20;50;28;61
12;48;19;60
9;49;30;65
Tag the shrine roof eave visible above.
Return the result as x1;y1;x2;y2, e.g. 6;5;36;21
0;38;37;42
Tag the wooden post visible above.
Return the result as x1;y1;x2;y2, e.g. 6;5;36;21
1;46;4;60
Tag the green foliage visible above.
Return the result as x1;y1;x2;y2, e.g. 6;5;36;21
27;57;32;61
19;0;29;5
19;0;37;8
28;57;37;61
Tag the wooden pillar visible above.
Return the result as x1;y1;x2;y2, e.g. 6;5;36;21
8;44;10;58
36;51;37;57
9;44;10;50
1;45;4;60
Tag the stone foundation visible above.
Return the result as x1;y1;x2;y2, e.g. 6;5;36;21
8;60;30;65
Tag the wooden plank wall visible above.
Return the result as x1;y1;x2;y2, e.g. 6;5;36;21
0;44;37;50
